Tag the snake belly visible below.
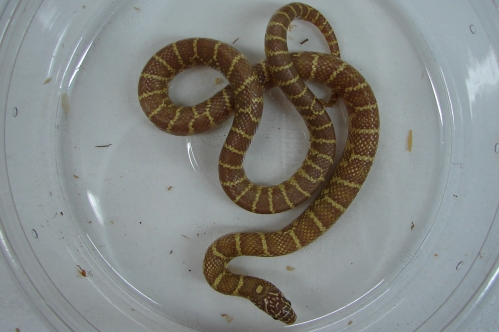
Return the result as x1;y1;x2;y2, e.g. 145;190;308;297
138;2;380;326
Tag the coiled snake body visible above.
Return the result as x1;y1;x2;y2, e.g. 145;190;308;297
138;2;379;325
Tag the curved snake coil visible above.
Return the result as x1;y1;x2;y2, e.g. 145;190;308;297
139;4;339;215
138;2;379;325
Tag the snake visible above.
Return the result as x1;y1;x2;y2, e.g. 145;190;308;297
138;2;379;325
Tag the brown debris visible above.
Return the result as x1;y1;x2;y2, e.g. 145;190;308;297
221;313;233;323
407;129;413;152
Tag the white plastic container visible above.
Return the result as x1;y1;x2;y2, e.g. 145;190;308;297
1;1;498;331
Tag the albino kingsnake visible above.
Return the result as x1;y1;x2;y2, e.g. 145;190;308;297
138;2;379;325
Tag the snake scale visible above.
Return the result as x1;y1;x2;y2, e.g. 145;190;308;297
138;2;379;325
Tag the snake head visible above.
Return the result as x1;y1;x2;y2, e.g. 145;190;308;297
248;283;297;325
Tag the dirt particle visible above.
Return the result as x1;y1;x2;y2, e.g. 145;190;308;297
43;77;52;85
407;129;413;152
133;6;140;10
300;38;309;45
215;77;224;85
168;186;173;190
74;174;79;179
221;313;233;323
286;266;295;271
76;264;92;277
61;93;70;114
411;222;415;231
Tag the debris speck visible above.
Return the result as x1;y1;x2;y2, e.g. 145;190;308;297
407;129;413;152
434;253;438;257
110;220;114;225
95;144;112;148
288;24;297;32
16;328;21;332
348;320;353;326
232;37;239;44
61;93;70;114
300;38;309;45
76;264;92;277
170;250;173;254
215;77;224;85
286;266;295;271
74;174;79;179
44;77;52;85
168;186;173;191
133;6;140;10
411;222;415;231
182;234;190;239
221;313;233;323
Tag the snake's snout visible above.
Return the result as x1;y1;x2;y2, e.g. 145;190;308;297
249;284;297;325
279;302;297;325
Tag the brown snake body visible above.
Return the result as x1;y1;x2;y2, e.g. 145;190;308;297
138;2;379;325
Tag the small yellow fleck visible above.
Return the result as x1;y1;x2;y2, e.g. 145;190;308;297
221;314;233;323
215;77;224;85
286;266;295;271
288;24;297;32
61;93;70;115
407;129;413;152
256;285;263;294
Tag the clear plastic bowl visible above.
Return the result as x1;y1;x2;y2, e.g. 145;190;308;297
1;0;498;331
